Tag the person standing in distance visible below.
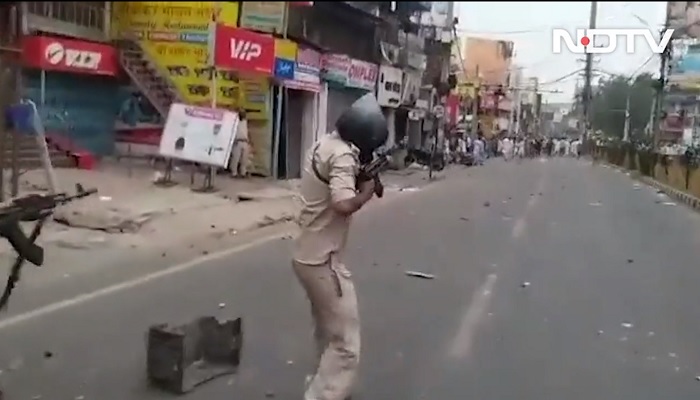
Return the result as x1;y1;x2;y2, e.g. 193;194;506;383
229;109;250;178
292;94;388;400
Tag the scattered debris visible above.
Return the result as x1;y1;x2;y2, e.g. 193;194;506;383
265;390;276;397
521;281;531;288
286;360;294;365
696;375;700;381
647;356;656;361
75;396;85;400
589;202;603;206
501;216;512;221
502;200;508;204
627;258;634;263
597;330;604;335
460;217;469;221
99;196;112;202
675;366;680;372
619;336;628;342
621;322;634;329
161;252;166;257
483;201;490;207
669;352;678;358
405;271;435;279
218;303;226;309
648;331;655;337
43;351;53;359
662;202;677;206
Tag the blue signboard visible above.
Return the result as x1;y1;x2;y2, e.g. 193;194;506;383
274;58;296;80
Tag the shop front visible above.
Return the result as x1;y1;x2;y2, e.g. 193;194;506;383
377;64;404;148
21;35;120;156
274;44;324;179
213;24;275;176
321;54;379;134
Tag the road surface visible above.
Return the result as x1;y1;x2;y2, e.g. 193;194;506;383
1;157;700;399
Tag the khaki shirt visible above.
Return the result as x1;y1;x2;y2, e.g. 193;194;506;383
236;119;249;141
293;132;359;266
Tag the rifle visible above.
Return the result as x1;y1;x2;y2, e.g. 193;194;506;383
356;148;394;198
0;183;97;309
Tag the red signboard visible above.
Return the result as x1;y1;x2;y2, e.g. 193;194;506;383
22;36;119;76
213;25;275;75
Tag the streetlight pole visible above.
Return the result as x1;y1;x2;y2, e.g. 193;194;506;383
582;1;598;141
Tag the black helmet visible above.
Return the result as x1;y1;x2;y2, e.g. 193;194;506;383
336;93;388;163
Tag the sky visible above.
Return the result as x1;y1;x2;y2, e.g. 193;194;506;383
455;1;668;104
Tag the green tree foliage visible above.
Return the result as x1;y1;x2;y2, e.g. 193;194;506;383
590;73;656;139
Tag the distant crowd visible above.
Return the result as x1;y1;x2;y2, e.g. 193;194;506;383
444;133;583;166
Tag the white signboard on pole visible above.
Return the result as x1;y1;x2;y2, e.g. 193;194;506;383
159;103;239;167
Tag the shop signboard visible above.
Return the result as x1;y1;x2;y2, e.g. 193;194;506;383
346;58;378;91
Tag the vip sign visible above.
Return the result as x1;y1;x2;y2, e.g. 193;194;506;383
552;28;674;54
230;39;262;61
44;42;101;70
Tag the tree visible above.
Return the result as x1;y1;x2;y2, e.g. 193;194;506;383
589;73;656;139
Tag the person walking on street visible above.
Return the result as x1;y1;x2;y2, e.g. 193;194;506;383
229;109;250;178
293;94;388;400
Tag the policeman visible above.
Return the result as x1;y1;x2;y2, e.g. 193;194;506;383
292;94;388;400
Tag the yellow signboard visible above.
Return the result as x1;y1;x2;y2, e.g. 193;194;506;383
275;38;297;61
111;2;270;120
457;80;480;98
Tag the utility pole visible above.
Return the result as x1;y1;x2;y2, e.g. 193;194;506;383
471;65;480;137
622;93;631;141
582;1;598;141
652;11;671;147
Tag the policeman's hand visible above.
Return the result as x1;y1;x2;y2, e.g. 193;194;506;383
358;179;376;200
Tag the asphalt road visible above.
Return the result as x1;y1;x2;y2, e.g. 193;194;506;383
1;157;700;399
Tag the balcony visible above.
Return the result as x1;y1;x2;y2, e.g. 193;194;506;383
25;2;109;42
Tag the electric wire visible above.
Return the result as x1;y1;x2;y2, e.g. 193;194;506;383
539;69;586;86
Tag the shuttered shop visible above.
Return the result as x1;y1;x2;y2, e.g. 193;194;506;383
325;86;367;133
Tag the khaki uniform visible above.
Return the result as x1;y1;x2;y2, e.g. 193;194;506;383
293;131;361;400
230;119;250;176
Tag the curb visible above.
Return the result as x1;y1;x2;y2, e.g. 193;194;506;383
601;162;700;211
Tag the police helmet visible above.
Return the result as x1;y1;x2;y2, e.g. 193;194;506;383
335;93;388;163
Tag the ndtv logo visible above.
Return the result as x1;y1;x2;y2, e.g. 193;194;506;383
552;28;674;54
44;42;102;70
230;39;261;61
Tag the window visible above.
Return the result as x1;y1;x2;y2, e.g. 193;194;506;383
26;1;106;31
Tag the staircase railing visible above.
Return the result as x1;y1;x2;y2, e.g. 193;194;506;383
117;36;184;119
119;33;183;100
119;50;168;118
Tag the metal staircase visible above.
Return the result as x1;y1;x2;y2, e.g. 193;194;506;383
118;38;183;119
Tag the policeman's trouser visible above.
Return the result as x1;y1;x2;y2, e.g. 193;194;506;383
229;140;250;176
293;259;360;400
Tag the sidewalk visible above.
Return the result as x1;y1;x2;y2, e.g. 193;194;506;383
8;159;300;253
7;159;438;255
